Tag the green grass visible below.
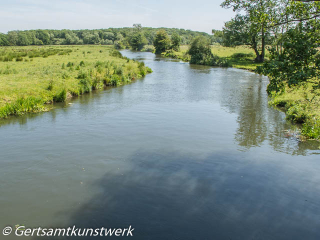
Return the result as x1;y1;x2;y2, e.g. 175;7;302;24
212;44;262;71
0;45;152;118
161;44;264;70
270;83;320;140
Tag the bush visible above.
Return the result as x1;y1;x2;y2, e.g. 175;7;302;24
79;77;92;93
188;36;215;66
0;97;45;118
47;80;54;91
111;75;120;86
286;105;307;123
302;118;320;139
66;62;74;67
110;50;122;58
53;89;67;102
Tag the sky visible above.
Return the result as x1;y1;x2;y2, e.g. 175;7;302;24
0;0;236;34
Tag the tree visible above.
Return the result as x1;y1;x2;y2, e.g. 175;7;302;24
133;24;142;32
7;31;18;46
171;32;181;51
17;32;31;46
0;33;9;46
103;32;115;42
129;32;148;51
257;22;320;93
222;14;269;62
188;36;215;65
153;30;171;54
36;30;51;45
221;0;277;62
211;30;224;44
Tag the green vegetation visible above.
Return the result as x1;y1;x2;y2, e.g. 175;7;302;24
187;36;230;67
153;30;171;54
0;26;215;50
161;44;260;70
0;45;152;118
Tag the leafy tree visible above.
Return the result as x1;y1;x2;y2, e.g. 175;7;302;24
36;30;51;45
257;23;320;93
0;33;9;46
7;31;18;45
17;32;31;46
153;30;171;54
171;32;181;51
221;0;277;62
103;32;115;42
211;30;224;44
133;24;142;32
222;14;270;62
129;32;148;51
188;36;215;65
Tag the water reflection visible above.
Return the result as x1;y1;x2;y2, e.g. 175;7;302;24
35;150;320;240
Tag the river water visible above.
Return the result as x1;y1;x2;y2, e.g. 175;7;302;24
0;51;319;240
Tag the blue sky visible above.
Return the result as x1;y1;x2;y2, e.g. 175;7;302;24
0;0;236;34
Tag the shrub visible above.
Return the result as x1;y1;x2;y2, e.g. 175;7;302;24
286;105;307;123
47;80;54;91
53;89;67;102
0;97;45;118
111;75;120;86
110;50;123;58
302;118;320;139
66;62;74;67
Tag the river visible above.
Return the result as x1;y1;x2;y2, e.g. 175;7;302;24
0;50;319;240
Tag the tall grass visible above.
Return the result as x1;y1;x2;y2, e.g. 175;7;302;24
0;45;152;119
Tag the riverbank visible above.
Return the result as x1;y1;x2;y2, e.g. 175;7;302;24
0;45;152;118
270;84;320;140
159;45;262;71
159;44;320;140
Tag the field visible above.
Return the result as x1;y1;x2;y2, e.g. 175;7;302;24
0;45;152;118
161;44;264;70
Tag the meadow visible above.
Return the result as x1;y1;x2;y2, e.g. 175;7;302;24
0;45;152;118
160;44;264;70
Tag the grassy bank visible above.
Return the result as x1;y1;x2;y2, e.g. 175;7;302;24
161;44;263;70
0;45;152;118
270;84;320;140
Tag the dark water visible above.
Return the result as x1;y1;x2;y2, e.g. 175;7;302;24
0;51;320;240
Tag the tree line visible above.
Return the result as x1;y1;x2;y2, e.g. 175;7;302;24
0;26;213;49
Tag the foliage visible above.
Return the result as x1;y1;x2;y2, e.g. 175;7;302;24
257;23;319;94
171;32;181;51
0;45;152;118
221;0;277;62
188;36;215;65
0;27;216;49
153;30;171;54
128;32;148;51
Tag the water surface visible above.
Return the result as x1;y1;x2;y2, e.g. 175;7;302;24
0;51;319;240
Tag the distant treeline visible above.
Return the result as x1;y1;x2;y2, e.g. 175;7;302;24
0;26;218;48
